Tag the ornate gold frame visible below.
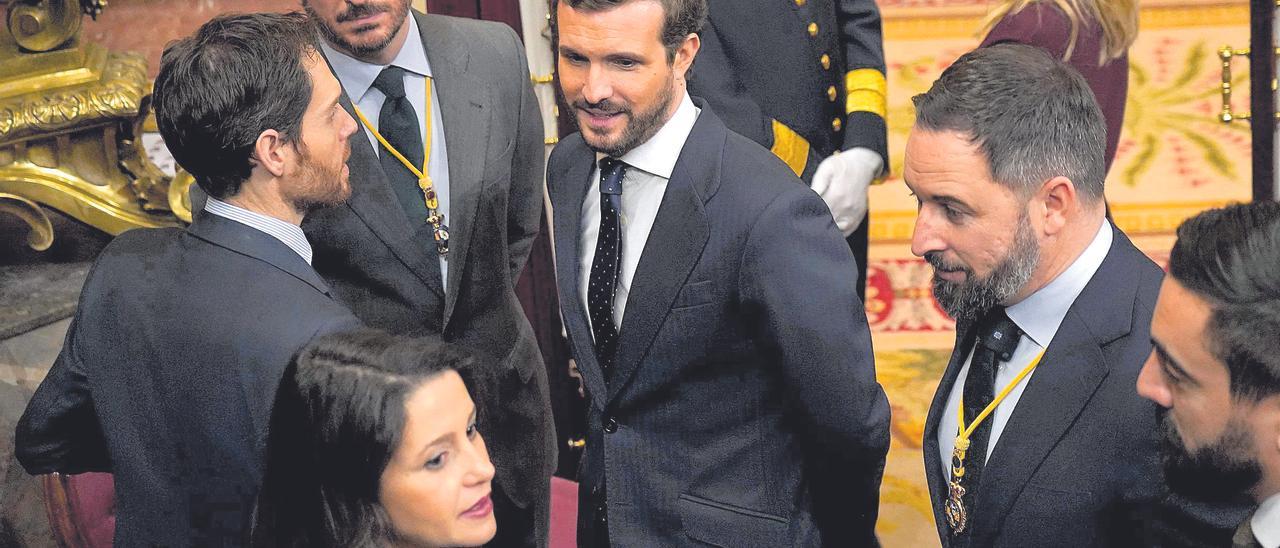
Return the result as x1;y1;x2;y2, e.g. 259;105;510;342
1;0;185;252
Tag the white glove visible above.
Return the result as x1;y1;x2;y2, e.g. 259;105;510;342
811;147;883;236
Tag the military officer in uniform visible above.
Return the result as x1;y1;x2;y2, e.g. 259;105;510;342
688;0;887;297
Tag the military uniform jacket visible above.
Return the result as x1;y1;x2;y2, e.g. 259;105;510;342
689;0;887;181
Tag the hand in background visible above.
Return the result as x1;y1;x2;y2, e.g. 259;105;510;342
810;147;883;236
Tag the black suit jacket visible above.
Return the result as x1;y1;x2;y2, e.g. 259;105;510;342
922;226;1249;546
15;212;360;546
302;12;555;508
548;100;891;547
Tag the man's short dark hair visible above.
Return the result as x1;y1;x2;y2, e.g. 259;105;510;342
912;43;1107;204
1169;201;1280;402
551;0;707;62
153;12;318;200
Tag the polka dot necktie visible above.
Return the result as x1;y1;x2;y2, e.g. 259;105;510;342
588;158;627;382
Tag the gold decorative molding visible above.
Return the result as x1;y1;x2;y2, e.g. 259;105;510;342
0;192;53;250
0;47;147;146
0;0;183;243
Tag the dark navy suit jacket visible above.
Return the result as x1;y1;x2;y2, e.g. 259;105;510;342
549;100;891;547
922;226;1250;546
16;211;360;546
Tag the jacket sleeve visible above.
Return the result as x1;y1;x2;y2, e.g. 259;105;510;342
738;184;892;545
690;16;816;177
836;0;888;164
504;24;546;281
15;314;110;475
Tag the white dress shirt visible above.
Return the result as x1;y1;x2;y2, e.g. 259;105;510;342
1254;493;1280;548
321;15;451;290
579;93;700;333
938;219;1113;478
204;197;314;264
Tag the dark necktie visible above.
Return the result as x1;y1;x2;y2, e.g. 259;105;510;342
588;158;627;382
953;307;1022;541
371;65;429;222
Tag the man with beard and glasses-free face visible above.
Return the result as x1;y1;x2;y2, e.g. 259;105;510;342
1138;202;1280;548
906;43;1247;547
295;1;554;545
14;13;363;545
549;0;890;545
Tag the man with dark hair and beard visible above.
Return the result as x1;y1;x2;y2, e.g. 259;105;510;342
1138;201;1280;548
15;12;363;545
906;43;1246;547
548;0;890;545
295;1;554;545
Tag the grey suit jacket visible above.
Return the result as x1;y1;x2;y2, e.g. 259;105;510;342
922;226;1250;546
302;11;554;508
549;100;891;547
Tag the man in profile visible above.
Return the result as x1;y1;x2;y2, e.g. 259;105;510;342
298;1;554;542
1138;201;1280;548
16;12;361;545
549;0;890;545
906;43;1245;545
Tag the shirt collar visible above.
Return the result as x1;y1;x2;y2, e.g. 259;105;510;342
1254;492;1280;548
613;92;700;179
203;196;314;265
1006;218;1113;348
319;14;433;102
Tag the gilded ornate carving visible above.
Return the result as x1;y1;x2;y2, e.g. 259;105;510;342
0;0;185;244
0;49;146;145
0;192;53;250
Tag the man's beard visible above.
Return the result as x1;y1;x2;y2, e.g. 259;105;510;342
289;144;351;213
1157;407;1262;503
304;0;410;59
926;213;1039;323
574;74;674;158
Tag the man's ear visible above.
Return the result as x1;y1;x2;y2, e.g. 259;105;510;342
253;129;292;178
673;33;700;81
1036;175;1078;236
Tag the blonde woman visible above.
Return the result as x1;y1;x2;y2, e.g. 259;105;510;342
980;0;1139;171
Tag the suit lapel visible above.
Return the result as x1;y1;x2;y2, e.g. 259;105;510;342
320;49;446;299
604;108;720;403
924;322;976;546
416;12;490;325
969;233;1139;544
551;137;607;411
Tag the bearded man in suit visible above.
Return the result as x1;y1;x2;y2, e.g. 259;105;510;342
298;1;555;544
907;43;1248;547
548;0;890;545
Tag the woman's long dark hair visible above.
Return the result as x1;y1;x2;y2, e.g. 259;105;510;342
251;329;488;547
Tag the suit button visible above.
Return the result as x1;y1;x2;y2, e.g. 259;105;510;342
827;85;837;102
820;54;831;70
603;417;619;433
832;117;842;132
807;22;818;37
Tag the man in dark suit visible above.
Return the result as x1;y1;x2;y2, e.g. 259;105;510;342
298;1;554;544
688;0;887;298
1138;202;1280;548
906;43;1248;546
549;0;891;545
15;13;362;545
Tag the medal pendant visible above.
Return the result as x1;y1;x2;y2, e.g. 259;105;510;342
432;222;450;255
945;479;968;533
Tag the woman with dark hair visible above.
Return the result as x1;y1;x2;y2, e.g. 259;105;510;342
252;329;497;547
